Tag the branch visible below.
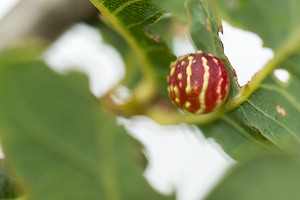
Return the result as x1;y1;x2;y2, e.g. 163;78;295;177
0;0;98;51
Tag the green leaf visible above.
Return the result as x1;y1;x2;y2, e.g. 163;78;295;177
205;154;300;200
209;0;300;52
90;0;176;102
0;49;174;200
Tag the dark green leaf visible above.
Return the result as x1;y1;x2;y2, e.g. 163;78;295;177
0;49;174;200
206;154;300;200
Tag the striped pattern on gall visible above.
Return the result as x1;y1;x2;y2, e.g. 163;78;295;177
167;52;230;114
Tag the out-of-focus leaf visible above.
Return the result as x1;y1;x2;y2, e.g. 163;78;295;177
0;45;41;68
205;154;300;200
90;0;175;101
0;49;175;200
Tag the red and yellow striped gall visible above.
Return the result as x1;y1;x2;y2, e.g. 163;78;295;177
167;52;230;114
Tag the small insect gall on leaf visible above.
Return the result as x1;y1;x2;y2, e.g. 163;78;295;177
276;105;286;117
167;52;230;114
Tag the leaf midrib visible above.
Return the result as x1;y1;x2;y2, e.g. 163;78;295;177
89;0;156;86
112;0;142;15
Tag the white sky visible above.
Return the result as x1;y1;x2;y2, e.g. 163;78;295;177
0;1;275;200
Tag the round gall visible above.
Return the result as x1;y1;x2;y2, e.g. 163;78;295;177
167;52;230;114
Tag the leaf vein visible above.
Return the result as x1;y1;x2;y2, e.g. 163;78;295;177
221;115;253;139
221;115;271;149
246;99;300;144
259;84;300;112
112;0;142;15
127;9;163;29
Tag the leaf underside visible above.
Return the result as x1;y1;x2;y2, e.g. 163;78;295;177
206;154;300;200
